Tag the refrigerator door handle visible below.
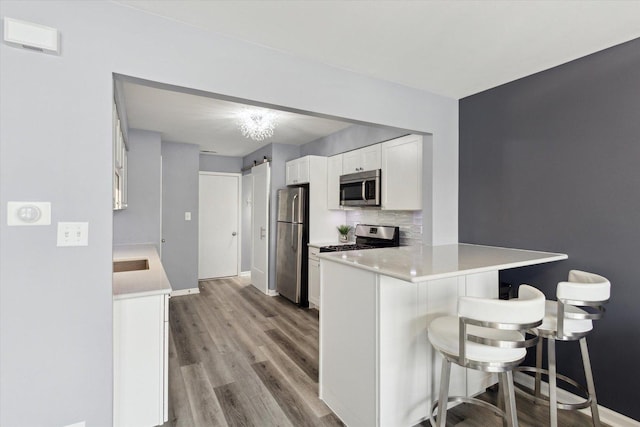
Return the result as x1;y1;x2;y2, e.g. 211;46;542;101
291;193;298;222
291;223;297;252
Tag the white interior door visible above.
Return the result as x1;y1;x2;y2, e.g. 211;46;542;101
251;163;270;294
199;172;240;279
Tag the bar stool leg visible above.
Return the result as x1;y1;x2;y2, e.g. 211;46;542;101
500;371;519;427
436;359;452;427
580;338;602;427
497;381;504;416
548;339;558;427
535;337;543;399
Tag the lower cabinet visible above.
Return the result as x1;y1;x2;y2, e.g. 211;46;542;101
114;293;169;427
308;247;320;308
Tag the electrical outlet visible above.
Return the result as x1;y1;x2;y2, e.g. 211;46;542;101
57;222;89;247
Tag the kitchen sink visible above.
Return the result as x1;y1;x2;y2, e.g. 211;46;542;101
113;259;149;272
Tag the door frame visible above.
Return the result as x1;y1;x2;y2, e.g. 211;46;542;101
198;171;242;278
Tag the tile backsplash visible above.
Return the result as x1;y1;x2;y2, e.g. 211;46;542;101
345;210;423;246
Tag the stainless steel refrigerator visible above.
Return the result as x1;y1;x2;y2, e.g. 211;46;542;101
275;187;308;305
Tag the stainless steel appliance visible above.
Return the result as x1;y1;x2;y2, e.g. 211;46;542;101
275;187;308;305
340;169;381;207
319;224;399;253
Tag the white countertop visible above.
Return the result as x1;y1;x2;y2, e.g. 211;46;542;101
318;243;567;283
113;244;173;299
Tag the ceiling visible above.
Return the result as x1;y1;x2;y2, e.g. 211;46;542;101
121;81;352;157
115;0;640;156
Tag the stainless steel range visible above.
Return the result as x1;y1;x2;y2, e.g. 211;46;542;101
320;224;400;253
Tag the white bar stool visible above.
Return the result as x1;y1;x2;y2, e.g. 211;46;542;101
427;285;545;427
515;270;610;427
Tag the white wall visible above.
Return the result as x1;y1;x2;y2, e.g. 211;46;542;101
0;1;458;425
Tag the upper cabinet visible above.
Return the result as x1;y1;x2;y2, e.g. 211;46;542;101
285;156;344;241
342;144;381;174
381;134;422;211
113;102;128;210
327;154;343;210
286;156;310;185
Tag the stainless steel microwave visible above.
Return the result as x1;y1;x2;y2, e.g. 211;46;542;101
340;169;381;207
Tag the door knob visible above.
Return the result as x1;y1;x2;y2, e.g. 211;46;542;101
232;232;237;236
161;238;166;243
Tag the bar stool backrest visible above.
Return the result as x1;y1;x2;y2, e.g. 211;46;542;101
459;284;545;324
556;270;610;339
456;285;545;368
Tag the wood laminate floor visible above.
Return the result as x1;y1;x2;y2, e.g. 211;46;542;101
163;276;603;427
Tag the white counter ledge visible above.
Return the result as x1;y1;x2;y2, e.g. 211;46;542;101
113;244;172;299
318;243;567;283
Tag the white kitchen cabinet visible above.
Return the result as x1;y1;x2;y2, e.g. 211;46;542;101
113;101;128;210
326;154;343;210
285;156;310;185
285;155;345;241
308;246;320;308
381;134;422;210
342;144;381;174
114;293;169;427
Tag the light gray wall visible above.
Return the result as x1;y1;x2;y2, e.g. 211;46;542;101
0;2;457;425
459;38;640;421
301;123;409;156
199;153;243;173
113;129;162;247
162;142;199;291
241;174;252;272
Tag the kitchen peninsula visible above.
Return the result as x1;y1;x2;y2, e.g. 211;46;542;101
318;243;567;427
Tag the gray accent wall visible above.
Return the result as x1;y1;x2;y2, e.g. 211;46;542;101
0;2;457;425
113;129;162;247
459;38;640;421
162;142;200;291
199;153;243;173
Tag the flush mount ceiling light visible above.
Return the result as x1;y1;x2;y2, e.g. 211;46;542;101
236;108;278;141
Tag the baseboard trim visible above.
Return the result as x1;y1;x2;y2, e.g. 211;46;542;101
171;287;200;297
514;372;639;426
239;271;251;277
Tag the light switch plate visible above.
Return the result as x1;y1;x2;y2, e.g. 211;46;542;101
7;201;51;226
57;222;89;246
185;212;191;221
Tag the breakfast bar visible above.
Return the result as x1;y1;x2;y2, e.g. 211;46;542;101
318;243;567;427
